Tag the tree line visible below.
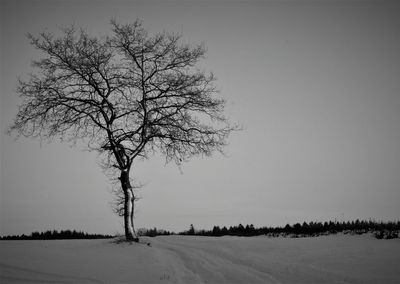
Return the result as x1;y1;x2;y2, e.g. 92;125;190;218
178;220;399;239
2;219;399;240
139;220;398;239
0;230;113;240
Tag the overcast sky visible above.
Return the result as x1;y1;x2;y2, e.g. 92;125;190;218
1;0;400;235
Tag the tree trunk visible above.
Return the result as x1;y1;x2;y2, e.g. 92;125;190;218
120;170;139;242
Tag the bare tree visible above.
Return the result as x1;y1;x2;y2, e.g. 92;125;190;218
9;20;236;242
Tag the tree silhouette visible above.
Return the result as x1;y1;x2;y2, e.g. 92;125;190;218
8;19;236;241
188;224;195;235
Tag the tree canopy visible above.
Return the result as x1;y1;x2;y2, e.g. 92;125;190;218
10;20;234;169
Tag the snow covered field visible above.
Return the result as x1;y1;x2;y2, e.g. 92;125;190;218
1;234;399;283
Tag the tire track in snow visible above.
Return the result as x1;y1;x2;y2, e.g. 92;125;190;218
152;237;281;284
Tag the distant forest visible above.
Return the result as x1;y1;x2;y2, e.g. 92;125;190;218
0;230;113;240
141;219;400;239
1;219;399;240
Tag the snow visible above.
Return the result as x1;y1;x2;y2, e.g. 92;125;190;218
1;234;399;283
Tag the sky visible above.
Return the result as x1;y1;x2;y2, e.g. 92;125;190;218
1;0;400;236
